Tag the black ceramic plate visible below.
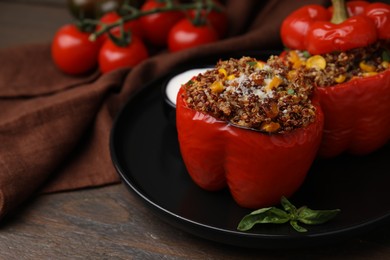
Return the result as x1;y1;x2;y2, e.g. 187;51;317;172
110;51;390;249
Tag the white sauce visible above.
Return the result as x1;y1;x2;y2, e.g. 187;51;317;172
165;68;210;106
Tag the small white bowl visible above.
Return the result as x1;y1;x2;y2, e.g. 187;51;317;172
163;68;210;109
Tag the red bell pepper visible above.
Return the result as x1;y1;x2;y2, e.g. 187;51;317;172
280;5;331;51
330;1;390;40
305;15;377;55
281;48;390;157
364;2;390;39
280;0;390;157
281;0;389;55
317;69;390;157
305;0;378;55
342;0;369;15
328;1;369;17
176;87;324;209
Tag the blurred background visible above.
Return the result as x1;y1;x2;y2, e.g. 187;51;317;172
0;0;73;48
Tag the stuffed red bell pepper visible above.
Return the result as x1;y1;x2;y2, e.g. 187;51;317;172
280;0;390;157
176;56;324;209
281;0;389;54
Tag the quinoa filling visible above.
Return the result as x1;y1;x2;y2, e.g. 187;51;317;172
182;56;317;134
284;41;390;87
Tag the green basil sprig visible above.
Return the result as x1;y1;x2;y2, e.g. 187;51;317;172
237;197;340;233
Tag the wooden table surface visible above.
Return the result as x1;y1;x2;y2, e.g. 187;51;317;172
1;1;390;259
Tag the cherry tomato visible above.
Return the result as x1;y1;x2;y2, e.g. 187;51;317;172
168;19;218;52
140;0;184;46
98;36;149;73
188;1;228;38
51;24;102;75
98;11;144;40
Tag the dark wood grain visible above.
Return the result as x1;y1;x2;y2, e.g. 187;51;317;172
1;184;389;259
0;1;389;259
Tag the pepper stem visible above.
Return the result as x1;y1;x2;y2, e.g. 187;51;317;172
330;0;348;24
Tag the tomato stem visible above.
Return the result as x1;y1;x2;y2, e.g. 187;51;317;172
89;0;222;41
330;0;348;24
190;0;214;26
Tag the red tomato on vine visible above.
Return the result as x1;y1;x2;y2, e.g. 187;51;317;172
99;11;144;40
140;0;184;46
98;36;149;73
168;18;218;52
51;24;102;75
188;1;228;38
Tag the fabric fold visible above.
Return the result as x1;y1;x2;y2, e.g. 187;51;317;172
0;68;128;217
0;44;100;98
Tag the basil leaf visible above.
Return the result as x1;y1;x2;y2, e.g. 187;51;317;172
237;197;341;233
297;206;341;225
281;196;296;213
237;207;290;231
290;220;307;233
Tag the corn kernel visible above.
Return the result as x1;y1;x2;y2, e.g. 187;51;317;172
227;74;236;80
265;102;279;119
335;74;346;83
381;61;389;69
261;122;280;133
218;68;227;78
255;62;265;69
289;51;305;69
210;81;224;93
306;55;326;70
287;70;297;80
359;61;376;72
363;72;378;77
265;76;283;92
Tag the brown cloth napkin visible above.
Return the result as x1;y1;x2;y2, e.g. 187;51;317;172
0;0;327;220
